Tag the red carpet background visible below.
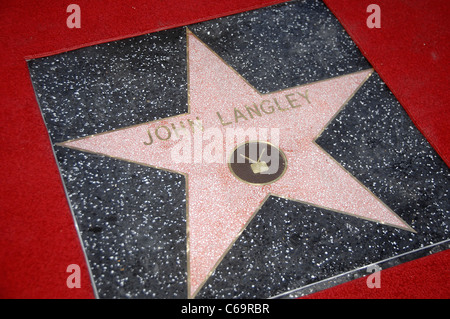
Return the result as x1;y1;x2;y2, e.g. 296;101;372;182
0;0;448;299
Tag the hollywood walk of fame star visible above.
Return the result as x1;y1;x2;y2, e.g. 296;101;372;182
58;29;414;298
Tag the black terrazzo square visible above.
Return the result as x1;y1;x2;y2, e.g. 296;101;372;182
28;0;449;299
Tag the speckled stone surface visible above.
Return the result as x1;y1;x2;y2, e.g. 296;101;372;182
29;29;188;143
56;147;188;298
29;28;189;298
28;0;449;299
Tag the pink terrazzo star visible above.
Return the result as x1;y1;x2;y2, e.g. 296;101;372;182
59;29;414;298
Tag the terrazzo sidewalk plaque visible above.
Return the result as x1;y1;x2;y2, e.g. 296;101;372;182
28;0;449;299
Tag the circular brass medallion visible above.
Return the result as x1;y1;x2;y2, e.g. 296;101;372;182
228;141;287;185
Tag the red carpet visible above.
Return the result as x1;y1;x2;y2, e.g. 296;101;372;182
0;0;448;299
303;249;450;299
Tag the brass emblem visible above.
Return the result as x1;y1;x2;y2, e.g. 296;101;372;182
228;141;287;185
